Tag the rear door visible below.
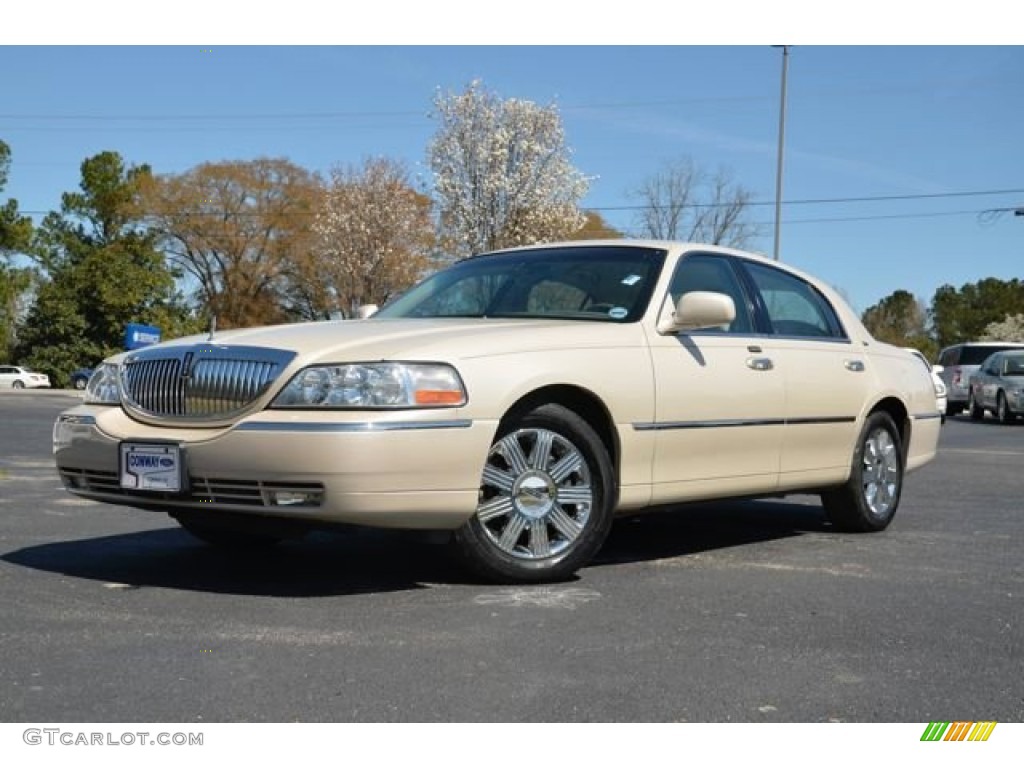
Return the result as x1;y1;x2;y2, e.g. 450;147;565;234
736;260;869;489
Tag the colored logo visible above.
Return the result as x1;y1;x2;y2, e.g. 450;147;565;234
921;722;997;742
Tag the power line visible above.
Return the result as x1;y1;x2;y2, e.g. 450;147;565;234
587;188;1024;212
14;207;1005;228
18;186;1023;218
771;209;990;225
1;77;1017;122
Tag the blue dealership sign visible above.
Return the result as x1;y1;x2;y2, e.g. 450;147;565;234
125;323;161;350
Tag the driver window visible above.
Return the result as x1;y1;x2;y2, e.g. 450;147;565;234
668;255;753;334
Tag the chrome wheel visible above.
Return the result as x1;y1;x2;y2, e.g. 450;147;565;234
861;427;899;517
476;427;593;561
455;404;615;583
821;411;903;533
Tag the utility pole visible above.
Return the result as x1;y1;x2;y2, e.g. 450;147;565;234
772;45;791;261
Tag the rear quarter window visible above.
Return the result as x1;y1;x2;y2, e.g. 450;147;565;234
961;346;1024;365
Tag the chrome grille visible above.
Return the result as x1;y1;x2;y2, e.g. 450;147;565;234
121;345;295;421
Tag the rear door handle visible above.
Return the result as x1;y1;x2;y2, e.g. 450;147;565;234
844;359;865;372
746;357;774;371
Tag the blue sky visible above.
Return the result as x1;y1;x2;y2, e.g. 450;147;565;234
1;41;1021;316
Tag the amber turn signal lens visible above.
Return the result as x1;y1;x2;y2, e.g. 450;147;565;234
414;390;464;406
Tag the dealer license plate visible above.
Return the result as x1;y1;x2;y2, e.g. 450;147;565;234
119;443;183;492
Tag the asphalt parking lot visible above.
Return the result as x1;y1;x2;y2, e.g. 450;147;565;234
1;391;1021;722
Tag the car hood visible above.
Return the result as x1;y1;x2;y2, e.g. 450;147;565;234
115;318;645;366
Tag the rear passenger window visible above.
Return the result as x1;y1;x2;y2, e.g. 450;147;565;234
744;261;845;339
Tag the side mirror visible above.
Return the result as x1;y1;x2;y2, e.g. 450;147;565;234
356;304;379;319
657;291;736;335
931;364;944;374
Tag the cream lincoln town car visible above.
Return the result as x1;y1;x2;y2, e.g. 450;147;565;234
54;242;941;582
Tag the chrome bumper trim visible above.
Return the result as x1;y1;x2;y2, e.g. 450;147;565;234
233;419;473;433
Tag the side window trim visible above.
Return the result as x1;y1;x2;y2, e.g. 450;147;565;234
731;257;775;335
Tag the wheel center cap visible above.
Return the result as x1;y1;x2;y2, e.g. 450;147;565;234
513;471;556;519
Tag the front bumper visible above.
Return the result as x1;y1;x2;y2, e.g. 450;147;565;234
54;405;497;529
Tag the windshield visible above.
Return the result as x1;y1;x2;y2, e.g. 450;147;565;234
375;245;666;323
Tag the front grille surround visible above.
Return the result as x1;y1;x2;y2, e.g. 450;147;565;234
120;345;296;423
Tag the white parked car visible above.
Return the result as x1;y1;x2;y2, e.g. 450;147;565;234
905;348;947;422
53;242;942;582
0;365;51;389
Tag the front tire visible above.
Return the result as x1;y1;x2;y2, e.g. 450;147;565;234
454;404;616;583
968;391;984;421
821;411;903;533
73;377;87;390
996;392;1016;424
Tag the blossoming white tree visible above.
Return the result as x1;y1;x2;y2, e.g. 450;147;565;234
428;81;589;257
310;157;436;318
980;313;1024;343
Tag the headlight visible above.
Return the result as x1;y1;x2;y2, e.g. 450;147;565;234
272;363;467;408
83;364;121;404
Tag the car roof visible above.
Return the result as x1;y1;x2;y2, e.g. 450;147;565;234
941;340;1024;350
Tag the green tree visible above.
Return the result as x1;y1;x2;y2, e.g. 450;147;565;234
930;278;1024;349
862;289;935;359
16;152;196;386
0;140;36;363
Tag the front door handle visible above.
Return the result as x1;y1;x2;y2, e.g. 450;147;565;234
746;357;774;371
844;359;865;372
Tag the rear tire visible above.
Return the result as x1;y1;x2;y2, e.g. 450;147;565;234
968;391;984;421
454;404;616;583
822;412;903;533
12;380;24;389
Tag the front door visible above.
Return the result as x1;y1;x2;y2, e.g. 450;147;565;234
645;254;784;503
